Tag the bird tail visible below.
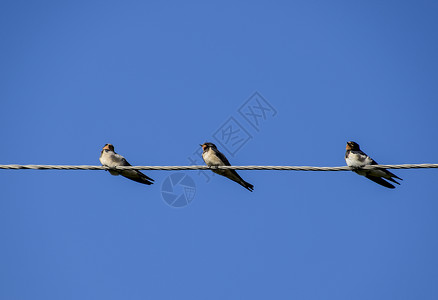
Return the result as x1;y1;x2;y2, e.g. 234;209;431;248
386;177;401;185
365;175;395;189
241;180;254;192
385;170;402;181
126;175;154;185
139;173;154;185
121;170;154;185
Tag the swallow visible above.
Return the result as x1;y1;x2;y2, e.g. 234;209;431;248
201;142;254;192
345;141;402;189
99;144;154;185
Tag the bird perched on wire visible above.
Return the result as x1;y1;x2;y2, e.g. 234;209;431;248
99;143;154;185
200;142;254;192
345;141;402;189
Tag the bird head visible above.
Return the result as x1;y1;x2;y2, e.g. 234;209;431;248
102;144;115;152
346;141;360;151
200;142;216;151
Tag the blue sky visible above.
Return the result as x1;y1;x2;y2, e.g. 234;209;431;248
1;1;438;299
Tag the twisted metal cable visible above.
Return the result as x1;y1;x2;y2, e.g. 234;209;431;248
0;164;437;171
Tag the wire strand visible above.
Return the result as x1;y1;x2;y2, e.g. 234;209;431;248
0;164;437;171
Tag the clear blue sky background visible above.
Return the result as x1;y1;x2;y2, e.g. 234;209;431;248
1;1;438;299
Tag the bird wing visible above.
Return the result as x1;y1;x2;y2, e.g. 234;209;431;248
119;157;154;183
369;157;402;180
121;171;154;185
119;157;132;166
214;150;253;191
370;157;379;165
214;150;243;180
215;150;231;166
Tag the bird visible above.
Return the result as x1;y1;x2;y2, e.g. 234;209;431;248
200;142;254;191
99;143;154;185
345;141;402;189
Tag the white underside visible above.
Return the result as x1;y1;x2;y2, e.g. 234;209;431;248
202;149;225;166
346;153;390;178
100;151;125;176
345;153;373;167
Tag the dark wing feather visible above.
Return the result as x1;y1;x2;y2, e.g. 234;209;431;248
228;170;254;191
120;157;154;184
215;150;254;192
370;158;403;181
122;172;154;185
385;176;401;185
215;150;231;166
140;172;155;182
365;175;395;189
120;157;132;166
386;170;402;181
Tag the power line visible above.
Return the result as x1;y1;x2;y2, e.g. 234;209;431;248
0;164;437;171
